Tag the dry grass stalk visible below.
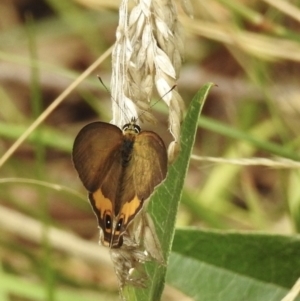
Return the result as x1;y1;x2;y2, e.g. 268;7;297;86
0;48;112;169
111;0;191;162
262;0;300;23
191;155;300;169
181;16;300;62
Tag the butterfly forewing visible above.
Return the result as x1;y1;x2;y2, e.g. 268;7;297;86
72;122;123;192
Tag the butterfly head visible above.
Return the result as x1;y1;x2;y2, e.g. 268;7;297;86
122;118;141;136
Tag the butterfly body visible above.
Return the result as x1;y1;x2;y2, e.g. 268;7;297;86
72;119;167;248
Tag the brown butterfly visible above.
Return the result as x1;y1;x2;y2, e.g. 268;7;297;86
72;118;168;248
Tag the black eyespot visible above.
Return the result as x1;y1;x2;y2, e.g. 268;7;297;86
116;218;123;231
123;124;129;131
105;214;112;230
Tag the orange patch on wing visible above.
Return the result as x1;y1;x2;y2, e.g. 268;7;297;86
92;189;113;220
120;195;141;224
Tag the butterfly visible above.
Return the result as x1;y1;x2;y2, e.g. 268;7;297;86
72;118;168;248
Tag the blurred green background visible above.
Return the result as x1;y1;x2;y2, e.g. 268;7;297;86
1;0;300;300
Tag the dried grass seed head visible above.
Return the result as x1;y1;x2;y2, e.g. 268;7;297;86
111;0;192;160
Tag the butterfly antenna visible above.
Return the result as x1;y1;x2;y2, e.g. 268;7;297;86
97;76;133;124
97;76;111;94
97;76;176;125
138;84;177;120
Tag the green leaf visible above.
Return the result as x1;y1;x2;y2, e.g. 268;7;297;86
122;83;214;300
167;228;300;301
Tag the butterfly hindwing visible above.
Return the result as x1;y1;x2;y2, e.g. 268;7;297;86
115;130;168;229
133;130;168;199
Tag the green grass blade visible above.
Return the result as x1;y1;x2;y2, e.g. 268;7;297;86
198;116;300;161
0;272;117;301
0;123;73;153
